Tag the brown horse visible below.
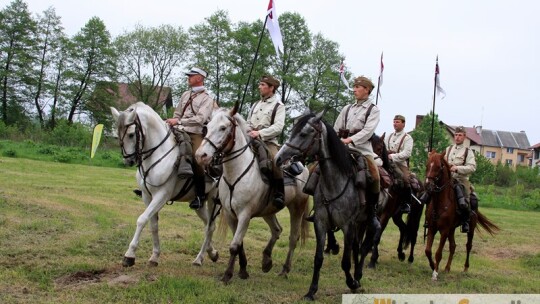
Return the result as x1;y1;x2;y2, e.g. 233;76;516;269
369;133;425;266
424;151;499;280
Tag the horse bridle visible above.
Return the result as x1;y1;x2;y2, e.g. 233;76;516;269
425;159;451;193
284;120;323;162
202;115;253;165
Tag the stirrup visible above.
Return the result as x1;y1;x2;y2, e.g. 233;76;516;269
189;196;204;210
461;223;469;233
400;203;411;214
273;193;285;210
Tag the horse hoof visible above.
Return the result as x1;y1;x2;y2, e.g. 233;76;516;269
122;257;135;267
192;259;203;267
347;279;360;290
431;271;438;281
148;261;158;267
303;294;315;301
367;262;376;269
278;266;290;278
210;252;219;263
408;256;414;264
262;260;273;273
398;252;406;261
239;270;250;280
221;273;233;284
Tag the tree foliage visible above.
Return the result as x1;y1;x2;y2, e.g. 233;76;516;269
409;112;451;177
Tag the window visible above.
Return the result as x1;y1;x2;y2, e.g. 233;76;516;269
518;155;525;162
506;147;514;154
506;159;513;165
485;151;496;159
535;150;540;159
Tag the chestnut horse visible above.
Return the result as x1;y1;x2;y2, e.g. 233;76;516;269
424;151;499;280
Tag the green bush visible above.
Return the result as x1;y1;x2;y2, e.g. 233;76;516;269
37;145;56;155
2;149;17;157
53;152;73;163
471;152;495;184
492;162;515;187
45;120;92;148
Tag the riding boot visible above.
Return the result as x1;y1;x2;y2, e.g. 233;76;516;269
133;189;142;197
470;191;479;211
453;183;470;233
303;165;320;195
273;178;285;210
177;155;194;179
366;191;381;230
419;191;431;204
400;187;411;214
189;175;206;210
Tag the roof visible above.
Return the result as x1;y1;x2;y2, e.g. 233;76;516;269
480;129;530;149
414;115;531;150
530;142;540;149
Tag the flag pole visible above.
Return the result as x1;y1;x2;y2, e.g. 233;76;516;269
239;16;269;113
428;56;438;153
332;59;344;125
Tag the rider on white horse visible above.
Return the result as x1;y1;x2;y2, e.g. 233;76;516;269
166;67;216;210
247;75;286;209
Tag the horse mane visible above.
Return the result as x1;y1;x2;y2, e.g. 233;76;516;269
212;107;251;143
292;113;353;176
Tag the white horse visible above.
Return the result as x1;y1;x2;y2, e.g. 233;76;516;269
195;105;310;283
111;102;220;267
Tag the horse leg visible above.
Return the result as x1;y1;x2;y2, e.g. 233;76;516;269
444;230;457;272
342;225;360;291
464;217;476;272
352;224;362;282
147;213;160;267
392;214;407;262
123;194;167;267
192;197;219;266
221;216;239;283
223;214;251;283
424;228;436;272
432;230;449;281
303;221;326;301
280;198;304;277
325;231;340;255
368;213;390;268
262;214;283;273
238;242;249;279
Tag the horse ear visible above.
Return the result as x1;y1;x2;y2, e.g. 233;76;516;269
314;109;326;122
125;107;137;124
230;101;239;116
441;149;446;157
381;132;386;141
110;107;120;123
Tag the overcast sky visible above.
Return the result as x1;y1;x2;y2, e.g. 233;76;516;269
19;0;540;145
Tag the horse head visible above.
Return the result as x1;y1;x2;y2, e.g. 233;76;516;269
425;151;451;193
275;111;325;167
371;132;389;170
196;107;249;166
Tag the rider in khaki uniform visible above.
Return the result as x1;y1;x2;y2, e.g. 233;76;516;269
333;76;381;229
247;75;286;209
385;114;414;213
444;126;476;233
166;67;215;210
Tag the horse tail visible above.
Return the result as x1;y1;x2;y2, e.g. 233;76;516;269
403;202;424;249
300;195;311;246
475;209;500;236
216;206;229;242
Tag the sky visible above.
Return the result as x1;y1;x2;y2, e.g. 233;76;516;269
16;0;540;145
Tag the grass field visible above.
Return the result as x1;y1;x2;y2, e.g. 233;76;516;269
1;157;539;303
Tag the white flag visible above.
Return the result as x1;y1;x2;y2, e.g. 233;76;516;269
435;57;446;99
266;0;284;57
378;52;384;99
338;62;352;91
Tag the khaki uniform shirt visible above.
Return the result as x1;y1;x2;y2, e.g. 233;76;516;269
385;130;413;168
173;88;215;134
334;97;380;158
444;143;476;181
247;94;285;146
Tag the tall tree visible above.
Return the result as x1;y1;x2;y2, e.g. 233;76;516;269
0;0;37;125
31;7;65;127
114;24;189;109
64;17;115;124
272;12;312;108
228;19;274;113
298;33;348;119
409;112;451;177
188;10;233;104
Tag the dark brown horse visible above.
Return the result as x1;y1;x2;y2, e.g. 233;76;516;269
369;133;425;266
424;151;499;280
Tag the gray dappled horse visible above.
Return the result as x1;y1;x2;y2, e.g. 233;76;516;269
275;112;373;301
195;105;310;283
111;102;220;267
